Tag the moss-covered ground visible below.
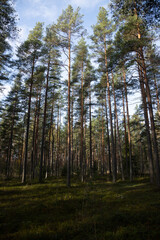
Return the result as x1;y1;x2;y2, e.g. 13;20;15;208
0;177;160;240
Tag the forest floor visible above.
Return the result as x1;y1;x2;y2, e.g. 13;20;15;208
0;177;160;240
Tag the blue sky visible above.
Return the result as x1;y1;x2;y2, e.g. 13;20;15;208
15;0;110;43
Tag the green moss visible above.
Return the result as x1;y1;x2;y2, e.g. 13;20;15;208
0;177;160;240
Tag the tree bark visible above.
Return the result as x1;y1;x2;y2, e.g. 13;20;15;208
122;67;132;181
39;59;50;182
71;87;74;176
101;103;105;175
89;81;92;177
6;112;15;179
104;38;116;182
112;72;124;180
105;92;111;176
67;29;71;187
121;83;128;177
30;100;38;180
22;56;35;183
80;61;84;182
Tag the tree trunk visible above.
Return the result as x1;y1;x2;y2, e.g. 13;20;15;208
101;103;105;175
89;81;92;177
105;92;111;176
6;112;15;179
67;29;71;187
51;103;54;176
39;59;50;182
30;100;37;180
71;87;74;176
104;38;116;182
56;104;59;177
80;61;84;182
121;83;128;177
34;88;41;177
122;67;132;181
22;56;35;183
112;72;124;180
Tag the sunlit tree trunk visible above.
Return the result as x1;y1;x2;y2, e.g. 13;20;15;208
22;56;35;183
101;103;105;175
71;87;74;176
67;29;71;187
89;82;92;177
39;59;50;182
80;61;84;182
104;39;116;182
121;83;128;177
105;92;111;176
122;67;132;181
112;72;124;180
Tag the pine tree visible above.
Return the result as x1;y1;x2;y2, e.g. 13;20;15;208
57;5;84;186
0;0;17;84
91;7;117;182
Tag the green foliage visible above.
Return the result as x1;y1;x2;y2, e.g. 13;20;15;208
110;0;160;27
0;178;160;240
57;5;83;35
0;0;17;82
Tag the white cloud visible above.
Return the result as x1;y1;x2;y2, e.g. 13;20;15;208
24;0;58;23
67;0;104;8
0;84;11;100
18;25;32;42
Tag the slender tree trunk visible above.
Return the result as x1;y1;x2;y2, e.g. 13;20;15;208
89;81;92;177
34;88;41;177
122;67;132;181
71;87;74;176
114;105;117;173
39;59;50;182
67;29;71;187
30;101;37;180
51;103;54;176
6;113;15;179
104;39;116;182
22;56;35;183
80;61;84;182
56;104;59;177
121;83;128;177
84;113;86;178
105;92;111;176
112;72;124;180
101;103;105;175
47;109;53;178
